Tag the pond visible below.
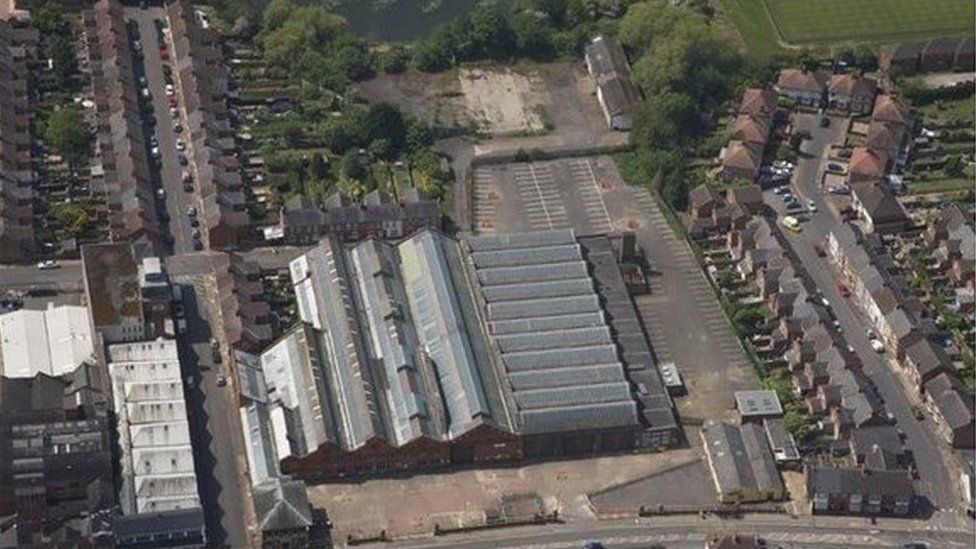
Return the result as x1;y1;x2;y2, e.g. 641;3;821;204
333;0;480;42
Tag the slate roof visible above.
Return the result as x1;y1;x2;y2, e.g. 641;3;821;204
585;35;641;116
808;466;914;500
253;477;313;533
851;181;909;226
925;373;975;431
702;420;783;497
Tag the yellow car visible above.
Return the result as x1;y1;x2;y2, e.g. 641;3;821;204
781;215;802;233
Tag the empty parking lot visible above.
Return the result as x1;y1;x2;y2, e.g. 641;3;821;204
472;157;615;235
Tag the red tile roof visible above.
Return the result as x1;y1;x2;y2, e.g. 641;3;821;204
872;95;911;127
849;147;889;179
776;69;823;93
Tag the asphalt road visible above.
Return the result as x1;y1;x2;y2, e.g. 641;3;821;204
173;275;252;548
127;5;198;255
370;514;973;549
770;112;964;521
0;261;83;289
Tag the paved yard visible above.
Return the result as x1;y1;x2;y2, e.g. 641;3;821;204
308;449;699;543
472;156;618;235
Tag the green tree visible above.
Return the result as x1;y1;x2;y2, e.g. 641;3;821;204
45;107;91;169
362;103;407;159
381;46;410;74
469;1;516;60
513;12;555;60
48;33;77;87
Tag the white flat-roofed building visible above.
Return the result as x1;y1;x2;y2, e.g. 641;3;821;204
107;338;202;517
0;303;94;378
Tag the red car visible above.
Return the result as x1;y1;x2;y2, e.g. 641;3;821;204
814;244;826;257
159;48;169;60
837;282;851;297
169;96;178;108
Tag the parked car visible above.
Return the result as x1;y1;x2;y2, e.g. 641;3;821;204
178;154;188;166
781;215;802;233
774;185;790;195
814;244;826;257
138;75;148;87
173;122;183;133
869;339;885;353
807;198;817;212
827;186;850;195
37;260;59;270
176;317;187;334
192;237;203;250
837;282;851;297
156;188;166;199
186;206;196;216
141;87;151;98
175;139;186;151
819;116;830;127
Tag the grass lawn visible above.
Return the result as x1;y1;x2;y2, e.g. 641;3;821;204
718;0;787;55
765;0;974;44
920;97;976;128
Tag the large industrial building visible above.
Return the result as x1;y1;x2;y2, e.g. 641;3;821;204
235;229;678;481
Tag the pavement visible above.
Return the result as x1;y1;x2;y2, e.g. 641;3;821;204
767;111;968;524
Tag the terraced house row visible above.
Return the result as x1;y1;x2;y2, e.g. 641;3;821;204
0;9;34;262
84;0;162;253
167;0;248;249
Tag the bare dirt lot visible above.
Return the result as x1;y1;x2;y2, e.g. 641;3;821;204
354;61;627;153
459;67;546;135
308;448;699;543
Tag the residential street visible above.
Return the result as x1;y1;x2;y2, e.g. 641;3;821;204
766;112;966;522
126;5;197;256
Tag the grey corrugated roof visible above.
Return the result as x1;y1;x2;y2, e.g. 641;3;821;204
476;261;590;286
350;239;438;446
507;363;625;391
504;345;620;372
399;231;502;438
495;326;612;353
468;230;639;435
481;278;595;303
468;229;576;252
489;312;606;336
487;294;601;320
702;420;783;497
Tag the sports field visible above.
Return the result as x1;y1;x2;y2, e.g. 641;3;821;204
766;0;974;44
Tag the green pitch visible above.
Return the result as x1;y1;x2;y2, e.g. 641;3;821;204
765;0;975;44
